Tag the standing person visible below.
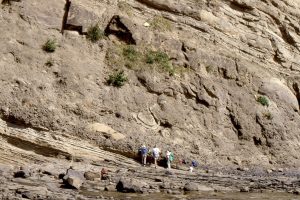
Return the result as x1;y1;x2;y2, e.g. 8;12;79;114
166;150;174;169
152;145;160;168
166;150;171;169
190;160;198;173
139;144;148;166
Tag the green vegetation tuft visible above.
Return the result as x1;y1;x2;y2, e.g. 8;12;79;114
123;46;138;62
107;71;128;87
43;39;56;53
87;24;104;42
257;96;269;106
105;44;181;76
146;51;169;64
150;16;173;32
146;50;174;75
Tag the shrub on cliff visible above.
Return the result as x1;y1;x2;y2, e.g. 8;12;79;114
107;71;128;87
87;24;104;42
123;45;138;62
146;50;174;75
43;39;56;53
257;96;269;106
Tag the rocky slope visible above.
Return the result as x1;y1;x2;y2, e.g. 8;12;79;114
1;0;300;171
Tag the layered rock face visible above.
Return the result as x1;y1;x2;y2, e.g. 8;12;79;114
1;0;300;168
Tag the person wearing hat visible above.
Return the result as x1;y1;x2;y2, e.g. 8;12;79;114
152;145;160;168
139;144;148;166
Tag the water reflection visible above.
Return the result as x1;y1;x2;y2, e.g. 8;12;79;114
81;191;297;200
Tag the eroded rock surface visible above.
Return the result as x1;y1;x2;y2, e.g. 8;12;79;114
1;0;300;182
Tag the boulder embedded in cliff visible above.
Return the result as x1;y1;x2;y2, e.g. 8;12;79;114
64;1;101;33
85;123;126;140
259;78;299;111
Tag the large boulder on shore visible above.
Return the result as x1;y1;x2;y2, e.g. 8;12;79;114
63;169;85;189
116;178;149;193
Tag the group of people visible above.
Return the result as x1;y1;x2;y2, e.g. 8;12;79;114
139;144;195;171
139;145;168;168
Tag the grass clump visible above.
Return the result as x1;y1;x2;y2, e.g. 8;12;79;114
107;71;128;87
123;46;138;62
43;39;56;53
257;96;269;106
146;51;169;64
87;24;104;42
150;16;173;31
146;50;174;75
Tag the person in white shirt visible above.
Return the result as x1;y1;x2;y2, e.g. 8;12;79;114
152;145;160;168
166;150;171;169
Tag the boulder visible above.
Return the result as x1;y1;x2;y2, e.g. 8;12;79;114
116;178;149;193
65;1;100;33
63;169;85;189
259;78;299;111
85;123;126;140
67;176;84;190
84;171;100;181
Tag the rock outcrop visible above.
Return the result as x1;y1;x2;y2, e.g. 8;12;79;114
1;0;300;171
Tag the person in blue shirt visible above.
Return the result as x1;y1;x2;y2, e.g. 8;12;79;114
139;144;148;166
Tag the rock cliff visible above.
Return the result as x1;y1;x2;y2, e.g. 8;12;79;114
1;0;300;168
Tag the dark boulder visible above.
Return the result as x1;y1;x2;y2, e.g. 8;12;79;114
116;178;149;193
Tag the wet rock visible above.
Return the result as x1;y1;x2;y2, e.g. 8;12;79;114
116;178;149;193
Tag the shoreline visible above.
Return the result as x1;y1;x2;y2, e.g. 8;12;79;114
1;159;300;200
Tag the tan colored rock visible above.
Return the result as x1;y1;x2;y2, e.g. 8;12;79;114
259;78;299;111
85;123;126;140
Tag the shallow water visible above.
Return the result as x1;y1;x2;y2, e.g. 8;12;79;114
81;191;299;200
